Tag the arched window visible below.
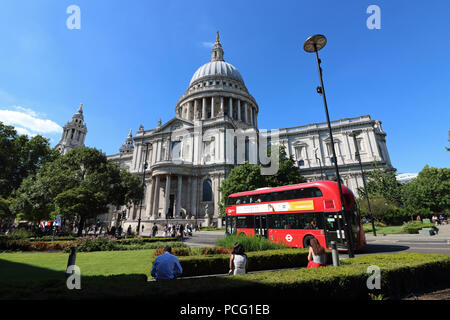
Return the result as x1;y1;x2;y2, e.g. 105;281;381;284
202;179;213;202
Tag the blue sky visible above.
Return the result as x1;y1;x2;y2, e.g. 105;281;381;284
0;0;448;174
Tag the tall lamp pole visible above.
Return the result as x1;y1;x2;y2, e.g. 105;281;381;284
303;34;355;258
137;142;149;235
314;148;324;180
349;130;377;236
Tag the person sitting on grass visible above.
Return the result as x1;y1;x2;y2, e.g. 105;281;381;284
151;246;183;281
307;238;327;268
229;242;248;275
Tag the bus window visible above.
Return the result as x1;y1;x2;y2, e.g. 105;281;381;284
236;215;255;228
226;197;236;206
270;214;286;229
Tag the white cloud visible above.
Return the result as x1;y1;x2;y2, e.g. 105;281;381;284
0;106;63;137
201;41;214;49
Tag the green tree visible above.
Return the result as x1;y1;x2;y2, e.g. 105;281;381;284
0;197;13;221
11;147;142;235
218;146;305;216
264;146;306;187
0;121;58;199
357;167;403;205
54;187;107;234
357;194;407;224
402;165;450;215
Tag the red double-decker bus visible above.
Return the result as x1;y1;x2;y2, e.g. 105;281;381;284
225;181;366;250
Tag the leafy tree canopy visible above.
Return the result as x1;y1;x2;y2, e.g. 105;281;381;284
10;147;142;233
0;121;58;198
219;146;305;216
402;165;450;214
357;166;403;205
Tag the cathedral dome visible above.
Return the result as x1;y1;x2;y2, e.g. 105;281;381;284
189;32;245;86
190;60;244;85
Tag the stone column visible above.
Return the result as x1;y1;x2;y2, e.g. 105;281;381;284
176;175;182;218
344;133;353;163
191;177;197;219
147;178;156;219
163;175;171;219
152;175;160;219
213;175;219;217
364;129;375;158
187;101;192;121
187;176;192;217
136;144;142;171
237;100;241;121
220;96;224;116
244;102;248;123
202;97;206;120
211;96;215;118
144;180;152;218
229;97;233;119
194;99;199;120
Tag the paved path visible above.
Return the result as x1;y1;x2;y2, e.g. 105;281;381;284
183;230;226;248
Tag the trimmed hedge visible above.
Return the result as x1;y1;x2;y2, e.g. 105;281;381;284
3;253;448;300
151;253;450;301
115;237;177;245
402;221;435;234
177;248;331;277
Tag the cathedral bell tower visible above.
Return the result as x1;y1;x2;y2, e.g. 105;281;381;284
56;104;88;155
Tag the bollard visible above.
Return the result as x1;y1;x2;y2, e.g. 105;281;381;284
66;246;77;278
330;241;339;266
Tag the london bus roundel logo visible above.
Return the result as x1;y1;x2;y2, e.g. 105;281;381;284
285;234;293;242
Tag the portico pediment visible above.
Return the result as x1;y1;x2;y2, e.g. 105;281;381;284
157;117;194;134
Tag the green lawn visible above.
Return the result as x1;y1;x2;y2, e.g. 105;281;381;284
363;224;404;235
0;249;155;284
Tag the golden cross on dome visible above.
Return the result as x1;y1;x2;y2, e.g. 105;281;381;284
216;31;220;42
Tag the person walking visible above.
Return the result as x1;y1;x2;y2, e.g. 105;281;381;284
307;238;327;268
229;242;248;275
151;246;183;281
152;224;158;237
179;224;184;241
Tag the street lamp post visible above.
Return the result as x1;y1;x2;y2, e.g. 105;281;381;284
314;148;324;180
349;130;377;236
303;34;355;258
137;142;150;235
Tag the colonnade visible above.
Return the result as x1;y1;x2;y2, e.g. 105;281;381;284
179;96;257;126
143;174;208;220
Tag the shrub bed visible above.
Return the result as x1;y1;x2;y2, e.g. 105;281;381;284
402;221;435;234
177;248;330;277
4;253;447;300
0;234;180;252
152;253;450;301
216;234;288;252
0;238;77;252
115;237;176;245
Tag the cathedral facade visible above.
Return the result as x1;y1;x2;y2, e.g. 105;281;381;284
61;35;393;230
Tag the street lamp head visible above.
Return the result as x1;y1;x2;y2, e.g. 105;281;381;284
303;34;327;53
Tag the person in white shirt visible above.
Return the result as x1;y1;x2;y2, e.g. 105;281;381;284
229;242;248;275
